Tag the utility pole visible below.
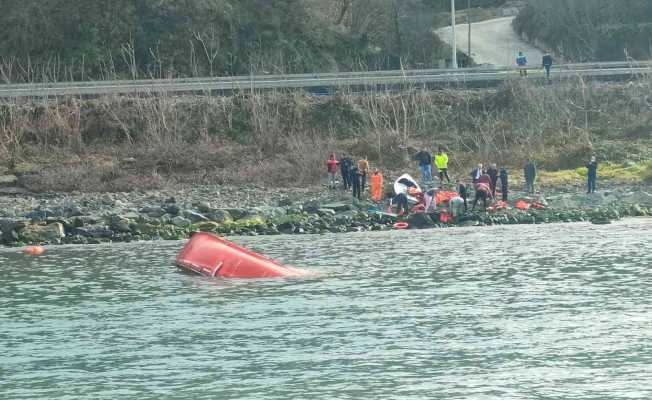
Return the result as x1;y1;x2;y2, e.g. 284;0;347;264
467;0;471;60
451;0;458;68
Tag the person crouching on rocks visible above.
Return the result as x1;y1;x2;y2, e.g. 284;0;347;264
424;188;440;213
391;192;409;216
472;182;494;211
449;196;466;220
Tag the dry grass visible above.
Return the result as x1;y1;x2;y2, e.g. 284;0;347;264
1;77;651;193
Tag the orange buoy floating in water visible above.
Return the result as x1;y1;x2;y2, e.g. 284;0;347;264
23;246;46;256
393;222;409;230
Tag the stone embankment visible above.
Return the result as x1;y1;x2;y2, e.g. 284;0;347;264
0;179;650;246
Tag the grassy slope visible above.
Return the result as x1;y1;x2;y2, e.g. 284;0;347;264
1;78;651;192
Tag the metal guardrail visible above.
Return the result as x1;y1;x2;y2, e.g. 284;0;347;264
0;62;649;98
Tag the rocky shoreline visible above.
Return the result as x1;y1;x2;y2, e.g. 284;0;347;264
0;183;651;247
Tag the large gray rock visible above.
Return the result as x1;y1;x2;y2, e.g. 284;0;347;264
196;201;213;214
251;206;286;220
19;223;65;243
224;208;248;220
302;200;321;214
164;204;180;216
0;218;27;233
207;210;232;223
139;206;167;218
620;191;652;207
70;226;114;239
0;174;18;186
321;202;352;212
317;208;336;217
171;216;192;227
110;215;132;233
183;210;209;223
406;213;436;229
25;209;60;221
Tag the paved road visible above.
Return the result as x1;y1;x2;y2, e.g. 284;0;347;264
0;63;649;98
436;16;544;66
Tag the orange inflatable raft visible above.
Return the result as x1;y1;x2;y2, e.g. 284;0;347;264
176;232;311;279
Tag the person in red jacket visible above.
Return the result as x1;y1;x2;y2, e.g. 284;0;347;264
472;182;493;211
326;154;339;189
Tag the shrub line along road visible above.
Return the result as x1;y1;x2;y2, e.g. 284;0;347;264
0;62;649;98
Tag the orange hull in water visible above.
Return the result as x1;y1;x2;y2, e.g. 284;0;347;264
176;232;311;279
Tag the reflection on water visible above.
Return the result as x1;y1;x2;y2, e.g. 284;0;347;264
1;219;651;399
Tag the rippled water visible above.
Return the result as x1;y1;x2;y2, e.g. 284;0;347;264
2;219;652;399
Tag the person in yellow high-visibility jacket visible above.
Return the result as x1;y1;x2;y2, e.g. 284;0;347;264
435;147;451;185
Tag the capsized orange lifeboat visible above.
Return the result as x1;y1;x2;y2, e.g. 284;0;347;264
176;232;312;279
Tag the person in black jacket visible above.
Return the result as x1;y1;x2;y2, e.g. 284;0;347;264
499;167;509;201
524;159;537;195
340;153;352;190
486;163;499;197
542;51;553;79
350;164;362;200
587;155;598;194
413;148;433;186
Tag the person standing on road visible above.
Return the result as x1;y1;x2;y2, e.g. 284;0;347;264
542;51;553;79
413;148;433;187
435;147;451;186
340;153;352;190
326;154;339;189
499;167;509;201
587;155;598;194
524;159;537;195
517;51;528;77
357;156;369;193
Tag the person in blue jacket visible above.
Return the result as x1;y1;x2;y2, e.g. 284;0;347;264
517;51;528;76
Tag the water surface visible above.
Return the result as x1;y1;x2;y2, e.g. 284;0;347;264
2;219;651;399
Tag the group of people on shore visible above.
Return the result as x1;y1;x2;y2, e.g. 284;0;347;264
327;149;600;214
326;154;384;201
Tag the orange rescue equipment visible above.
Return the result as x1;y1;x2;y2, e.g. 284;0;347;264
176;232;311;279
370;173;384;202
487;200;509;213
393;222;409;230
23;246;46;256
436;191;459;205
515;200;531;211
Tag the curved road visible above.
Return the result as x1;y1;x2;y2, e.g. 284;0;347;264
436;16;543;66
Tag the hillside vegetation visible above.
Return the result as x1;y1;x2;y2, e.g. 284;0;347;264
0;0;485;82
514;0;652;62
